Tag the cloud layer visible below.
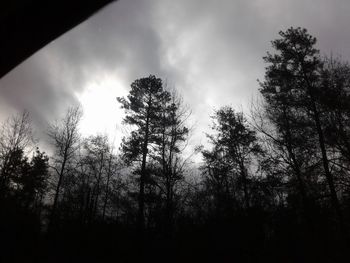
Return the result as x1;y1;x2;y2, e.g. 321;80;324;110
1;0;350;154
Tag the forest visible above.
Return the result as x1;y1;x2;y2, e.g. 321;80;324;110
1;27;350;262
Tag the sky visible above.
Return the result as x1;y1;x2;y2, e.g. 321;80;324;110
1;0;350;160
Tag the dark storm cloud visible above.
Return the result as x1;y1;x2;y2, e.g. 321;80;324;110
1;0;350;152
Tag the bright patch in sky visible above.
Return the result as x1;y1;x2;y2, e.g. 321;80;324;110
77;74;128;146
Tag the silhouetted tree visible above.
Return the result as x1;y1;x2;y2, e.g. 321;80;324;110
83;135;109;220
101;145;123;221
0;111;33;201
117;75;171;230
261;27;344;229
151;90;190;234
18;148;49;212
48;106;82;227
202;107;261;213
319;58;350;170
256;52;318;225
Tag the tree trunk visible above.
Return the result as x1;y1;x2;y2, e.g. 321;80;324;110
282;107;310;217
311;100;343;221
302;71;344;230
93;153;104;220
102;155;112;220
49;154;67;229
240;163;250;210
139;103;151;231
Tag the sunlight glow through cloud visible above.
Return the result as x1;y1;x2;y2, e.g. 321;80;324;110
77;74;128;146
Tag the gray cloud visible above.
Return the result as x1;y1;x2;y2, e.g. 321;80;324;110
1;0;350;154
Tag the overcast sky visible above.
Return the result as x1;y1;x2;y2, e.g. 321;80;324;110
1;0;350;159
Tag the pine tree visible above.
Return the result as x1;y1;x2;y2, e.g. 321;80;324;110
117;75;171;229
202;107;260;211
261;27;344;231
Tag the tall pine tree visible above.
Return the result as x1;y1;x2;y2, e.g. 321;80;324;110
117;75;171;229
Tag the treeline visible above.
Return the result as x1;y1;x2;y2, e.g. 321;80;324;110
2;27;350;262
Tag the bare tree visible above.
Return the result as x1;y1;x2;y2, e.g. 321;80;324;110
83;135;109;221
47;106;82;225
101;144;123;220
